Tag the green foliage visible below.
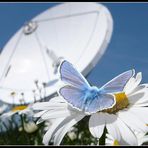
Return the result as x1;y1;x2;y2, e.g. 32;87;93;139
0;114;44;145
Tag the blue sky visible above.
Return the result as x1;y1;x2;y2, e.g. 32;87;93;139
0;2;148;87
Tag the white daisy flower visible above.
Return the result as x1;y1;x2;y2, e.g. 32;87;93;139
0;103;35;133
33;72;148;145
89;72;148;145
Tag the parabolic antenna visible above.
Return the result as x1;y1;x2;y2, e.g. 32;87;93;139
0;2;113;104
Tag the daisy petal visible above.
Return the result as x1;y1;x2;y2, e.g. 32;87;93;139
43;118;66;145
116;117;138;145
124;72;142;95
143;83;148;88
128;91;145;105
34;110;48;118
53;114;85;145
118;110;148;133
41;109;72;119
32;102;68;110
134;72;142;89
36;118;45;124
129;107;148;124
49;96;66;103
139;135;148;145
106;133;114;145
105;113;121;141
128;86;148;106
89;113;105;138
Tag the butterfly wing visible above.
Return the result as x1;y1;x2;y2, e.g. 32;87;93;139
59;60;90;90
85;94;115;113
58;85;87;111
59;85;115;113
100;69;135;93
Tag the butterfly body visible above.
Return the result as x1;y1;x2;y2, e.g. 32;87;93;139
84;86;99;100
81;86;114;112
58;60;134;114
81;86;99;111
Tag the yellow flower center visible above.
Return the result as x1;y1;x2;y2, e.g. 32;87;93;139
102;92;129;114
113;139;120;146
12;105;28;112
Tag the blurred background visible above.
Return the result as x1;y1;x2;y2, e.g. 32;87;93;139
0;2;148;86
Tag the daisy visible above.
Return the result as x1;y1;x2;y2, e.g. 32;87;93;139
0;103;36;133
89;72;148;145
33;71;148;145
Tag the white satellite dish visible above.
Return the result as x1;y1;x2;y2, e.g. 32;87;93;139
0;2;113;104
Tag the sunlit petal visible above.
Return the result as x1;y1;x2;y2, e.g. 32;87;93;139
89;113;105;138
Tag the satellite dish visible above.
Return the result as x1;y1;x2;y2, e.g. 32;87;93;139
0;2;113;104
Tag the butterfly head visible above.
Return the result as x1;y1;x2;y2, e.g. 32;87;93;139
91;86;99;92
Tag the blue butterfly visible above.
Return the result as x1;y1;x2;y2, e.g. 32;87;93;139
58;60;134;114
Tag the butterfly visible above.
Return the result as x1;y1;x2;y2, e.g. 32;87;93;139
58;60;135;114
